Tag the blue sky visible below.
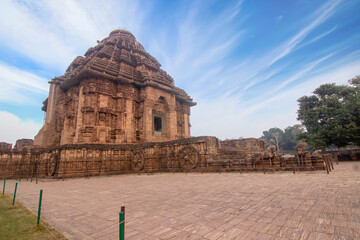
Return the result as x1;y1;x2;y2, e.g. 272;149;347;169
1;0;360;144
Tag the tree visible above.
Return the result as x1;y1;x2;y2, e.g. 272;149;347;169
261;128;284;151
297;76;360;149
282;124;305;151
261;125;305;152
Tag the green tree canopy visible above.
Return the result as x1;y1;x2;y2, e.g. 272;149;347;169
261;125;305;152
282;124;305;151
261;128;283;151
297;76;360;149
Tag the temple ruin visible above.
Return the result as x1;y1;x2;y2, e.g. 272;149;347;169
0;30;331;179
35;29;195;147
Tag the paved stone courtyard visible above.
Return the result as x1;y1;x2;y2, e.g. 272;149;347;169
4;162;360;240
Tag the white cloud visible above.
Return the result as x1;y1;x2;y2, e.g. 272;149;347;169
299;25;337;48
0;0;359;143
152;0;246;91
222;0;342;96
0;62;48;104
0;111;42;145
268;0;341;67
191;59;360;139
269;52;336;94
0;0;76;70
0;0;147;71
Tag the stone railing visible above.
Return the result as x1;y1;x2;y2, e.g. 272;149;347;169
0;137;330;179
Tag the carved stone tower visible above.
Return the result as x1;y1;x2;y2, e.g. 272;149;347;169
34;29;196;147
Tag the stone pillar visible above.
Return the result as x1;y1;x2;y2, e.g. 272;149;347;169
45;83;57;125
74;85;84;143
184;113;190;138
168;111;176;139
124;98;134;143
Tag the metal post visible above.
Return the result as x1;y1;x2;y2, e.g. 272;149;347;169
37;189;43;225
12;182;18;205
2;179;5;195
119;211;124;240
121;206;125;238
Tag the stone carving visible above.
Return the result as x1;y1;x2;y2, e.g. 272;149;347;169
34;29;196;147
47;152;59;176
14;139;34;150
132;149;145;171
0;30;332;179
0;136;330;179
296;143;309;165
178;146;199;170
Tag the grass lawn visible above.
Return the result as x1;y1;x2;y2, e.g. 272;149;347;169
0;194;66;240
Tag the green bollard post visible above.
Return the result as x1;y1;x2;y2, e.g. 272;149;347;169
121;206;125;237
119;211;124;240
37;189;43;225
2;179;5;195
12;182;18;205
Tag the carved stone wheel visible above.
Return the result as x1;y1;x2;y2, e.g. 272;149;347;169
48;152;59;176
132;150;145;171
178;146;199;170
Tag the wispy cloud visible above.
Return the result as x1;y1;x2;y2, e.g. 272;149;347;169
0;62;48;104
191;59;360;139
269;52;336;94
0;0;359;143
0;111;42;145
299;25;338;48
222;0;342;96
268;0;341;67
0;0;147;71
149;0;246;92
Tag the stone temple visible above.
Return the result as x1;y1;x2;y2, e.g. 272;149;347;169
0;30;330;179
35;29;195;147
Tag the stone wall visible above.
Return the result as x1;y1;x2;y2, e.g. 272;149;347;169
0;137;327;179
0;137;218;179
322;148;360;161
0;142;12;151
14;139;34;150
220;138;265;153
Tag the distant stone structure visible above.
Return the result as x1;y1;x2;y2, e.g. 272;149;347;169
220;138;266;154
0;142;12;151
322;148;360;161
14;139;34;150
0;30;328;179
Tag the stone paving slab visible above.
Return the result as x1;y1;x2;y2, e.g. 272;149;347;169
3;162;360;240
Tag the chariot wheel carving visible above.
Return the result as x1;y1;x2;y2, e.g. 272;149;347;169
178;146;199;170
132;150;144;171
48;152;59;176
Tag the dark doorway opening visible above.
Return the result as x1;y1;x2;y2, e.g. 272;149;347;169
154;117;162;132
